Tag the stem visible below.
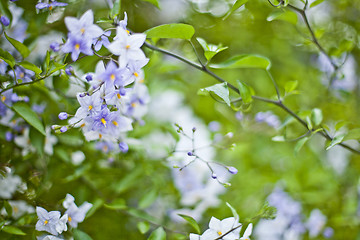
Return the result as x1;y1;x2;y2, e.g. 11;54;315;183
143;42;360;155
214;224;242;240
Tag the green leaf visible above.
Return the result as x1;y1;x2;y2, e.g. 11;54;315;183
29;126;45;155
110;0;121;19
284;80;298;93
310;0;325;8
49;63;67;75
178;214;201;234
148;227;166;240
267;11;298;25
141;0;160;8
236;80;253;104
196;38;228;62
137;221;150;234
1;226;26;235
222;0;248;20
344;129;360;141
4;201;12;217
226;202;239;221
112;168;142;194
4;32;30;58
294;137;309;155
86;198;104;218
145;24;195;40
104;199;127;210
0;48;15;68
73;229;93;240
199;82;231;106
210;54;271;70
18;61;42;75
311;108;323;127
127;208;158;223
326;134;346;150
12;102;46;136
139;189;158;209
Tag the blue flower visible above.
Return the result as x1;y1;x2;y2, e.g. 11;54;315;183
63;194;92;228
62;33;93;61
0;16;10;26
35;207;67;235
64;9;103;39
36;1;68;10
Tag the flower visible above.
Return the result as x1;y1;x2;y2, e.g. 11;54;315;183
202;217;241;240
64;9;103;39
0;172;22;199
61;33;93;61
36;1;68;10
93;31;111;51
0;15;10;26
58;112;68;120
240;223;253;240
35;207;66;235
63;194;93;228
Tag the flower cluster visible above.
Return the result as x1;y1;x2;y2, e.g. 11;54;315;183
35;194;92;239
55;10;150;152
190;216;252;240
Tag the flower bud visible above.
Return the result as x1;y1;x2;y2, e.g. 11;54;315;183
60;126;68;133
0;16;10;27
58;112;68;120
118;142;129;153
65;66;74;76
51;125;61;130
228;166;238;174
85;74;93;82
211;173;217;179
187;151;193;156
5;131;13;141
50;42;60;52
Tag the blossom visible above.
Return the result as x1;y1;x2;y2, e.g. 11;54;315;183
0;15;10;26
9;66;35;83
93;31;111;51
69;91;102;123
123;59;149;84
0;172;22;199
36;1;68;10
240;223;253;240
64;9;103;39
107;28;146;67
98;61;127;92
305;209;327;238
63;194;93;228
35;207;66;235
61;33;93;61
37;235;64;240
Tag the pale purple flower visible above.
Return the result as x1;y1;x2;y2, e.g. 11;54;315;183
50;42;60;52
118;141;128;153
9;66;35;83
61;33;93;61
0;16;10;26
323;227;334;238
95;141;116;153
306;209;327;238
227;166;238;175
60;126;67;133
98;61;127;92
123;58;149;84
58;112;68;120
63;194;92;228
0;59;8;74
35;207;63;235
255;111;280;129
93;31;111;51
36;1;68;10
71;91;102;121
64;9;103;39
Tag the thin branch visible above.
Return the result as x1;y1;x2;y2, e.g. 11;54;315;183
143;42;360;155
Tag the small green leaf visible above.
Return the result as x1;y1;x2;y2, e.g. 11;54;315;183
199;82;231;106
4;32;30;58
0;48;15;68
12;102;46;136
267;11;298;25
139;189;158;209
326;134;346;150
196;38;228;62
284;80;298;93
236;80;253;104
344;129;360;141
4;201;12;217
127;208;158;223
49;63;67;75
104;199;127;210
210;54;271;70
137;221;150;234
310;0;325;8
18;61;42;75
29;126;45;155
73;229;93;240
294;137;309;155
148;227;166;240
311;108;323;127
222;0;248;20
226;202;239;221
110;0;121;19
178;214;201;234
258;202;277;220
145;24;195;40
141;0;160;8
1;226;26;235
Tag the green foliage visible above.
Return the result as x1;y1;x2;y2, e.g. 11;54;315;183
110;0;121;19
267;10;298;25
145;24;195;40
198;82;231;106
178;214;201;234
147;227;166;240
12;102;46;136
196;37;228;63
4;32;30;58
222;0;248;20
210;54;271;70
0;48;15;68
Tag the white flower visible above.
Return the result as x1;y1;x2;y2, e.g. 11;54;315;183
201;217;241;240
45;127;58;155
4;200;35;219
240;223;253;240
0;172;22;199
63;194;93;228
35;207;64;235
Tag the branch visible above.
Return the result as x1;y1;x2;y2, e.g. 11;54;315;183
143;41;360;155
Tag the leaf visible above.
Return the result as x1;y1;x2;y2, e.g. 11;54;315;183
49;63;67;75
267;11;298;25
148;227;166;240
284;80;298;93
210;54;271;70
310;0;325;8
137;221;150;234
236;80;253;104
0;48;15;68
139;189;158;209
12;102;46;136
222;0;248;20
110;0;121;19
1;226;26;235
145;24;195;40
196;38;228;62
294;137;309;155
272;135;286;142
344;129;360;141
326;134;346;150
4;32;30;58
0;0;12;23
73;229;93;240
29;126;45;155
311;108;323;127
141;0;160;8
199;82;231;106
226;202;239;221
18;61;42;75
4;200;12;217
112;168;142;194
86;198;104;218
178;214;201;234
127;208;158;223
104;199;127;210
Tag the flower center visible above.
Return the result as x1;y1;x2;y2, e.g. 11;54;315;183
80;28;85;34
217;231;222;236
88;105;93;111
1;96;5;102
68;216;72;222
117;93;121;99
112;121;118;126
131;102;137;108
44;220;49;225
103;145;108;152
110;74;116;81
49;6;53;10
126;30;130;35
81;123;86;128
19;72;25;78
101;118;107;126
126;45;130;49
133;72;139;77
75;44;80;50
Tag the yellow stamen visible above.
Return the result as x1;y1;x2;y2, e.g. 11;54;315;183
139;79;144;83
88;105;93;111
80;28;85;34
68;216;72;222
126;45;130;49
99;134;102;139
1;96;5;102
19;72;25;78
110;74;116;81
13;206;19;213
75;44;80;50
133;72;139;77
131;103;137;108
103;145;108;152
44;220;49;225
81;123;85;128
101;118;106;126
217;231;222;236
112;121;118;126
117;93;121;99
49;6;53;10
126;30;130;35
